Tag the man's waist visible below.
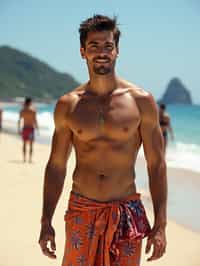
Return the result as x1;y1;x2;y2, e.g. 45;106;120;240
68;189;140;208
23;125;35;129
71;181;137;202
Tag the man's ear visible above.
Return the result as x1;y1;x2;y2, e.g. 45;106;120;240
80;47;86;59
116;46;119;57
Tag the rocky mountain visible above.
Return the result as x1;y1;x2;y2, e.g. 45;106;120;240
159;78;193;104
0;45;80;100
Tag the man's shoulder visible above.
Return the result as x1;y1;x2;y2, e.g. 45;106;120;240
19;108;25;115
119;79;148;96
58;84;86;102
120;80;155;105
30;107;37;114
121;80;158;117
55;84;86;113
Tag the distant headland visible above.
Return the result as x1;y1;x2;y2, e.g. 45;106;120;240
158;78;193;105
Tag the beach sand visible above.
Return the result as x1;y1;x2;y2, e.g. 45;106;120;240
0;132;200;266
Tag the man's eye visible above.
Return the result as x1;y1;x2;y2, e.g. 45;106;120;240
105;45;113;50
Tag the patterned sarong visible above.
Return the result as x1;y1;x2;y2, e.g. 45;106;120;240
62;191;151;266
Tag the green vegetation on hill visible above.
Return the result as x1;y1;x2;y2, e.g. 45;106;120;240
0;45;80;100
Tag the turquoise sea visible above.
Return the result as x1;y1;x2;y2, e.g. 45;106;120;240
2;103;200;232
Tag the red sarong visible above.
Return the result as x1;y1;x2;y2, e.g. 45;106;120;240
62;191;151;266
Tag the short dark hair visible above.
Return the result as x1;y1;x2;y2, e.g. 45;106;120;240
79;14;121;48
160;103;166;110
24;97;32;106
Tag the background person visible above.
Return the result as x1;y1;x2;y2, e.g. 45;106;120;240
18;97;39;162
159;103;174;154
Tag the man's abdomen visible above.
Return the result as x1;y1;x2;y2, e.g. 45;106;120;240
71;164;137;202
71;136;140;201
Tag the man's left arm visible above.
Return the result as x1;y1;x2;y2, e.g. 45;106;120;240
138;92;167;261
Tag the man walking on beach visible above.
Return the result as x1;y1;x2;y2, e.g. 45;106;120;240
18;97;39;163
39;15;167;265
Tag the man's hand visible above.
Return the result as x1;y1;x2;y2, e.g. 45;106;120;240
38;223;57;259
145;227;166;261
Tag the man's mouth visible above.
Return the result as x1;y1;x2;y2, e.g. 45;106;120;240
94;58;110;63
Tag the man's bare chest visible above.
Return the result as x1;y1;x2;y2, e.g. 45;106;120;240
67;93;141;141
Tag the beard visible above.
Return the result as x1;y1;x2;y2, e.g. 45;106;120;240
93;65;112;75
92;57;116;75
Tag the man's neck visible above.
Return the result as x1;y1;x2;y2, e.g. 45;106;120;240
87;74;119;96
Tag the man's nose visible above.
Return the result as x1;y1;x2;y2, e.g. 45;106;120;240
97;46;108;55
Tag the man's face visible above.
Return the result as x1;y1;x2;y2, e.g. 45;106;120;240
80;31;119;75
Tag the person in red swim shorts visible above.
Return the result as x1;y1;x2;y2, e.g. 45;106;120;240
22;126;34;141
18;97;39;163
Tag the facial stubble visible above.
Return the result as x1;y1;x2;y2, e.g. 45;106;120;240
95;59;117;75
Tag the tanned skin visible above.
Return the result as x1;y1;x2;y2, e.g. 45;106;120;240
39;30;167;262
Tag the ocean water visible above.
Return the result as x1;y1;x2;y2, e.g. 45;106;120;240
2;103;200;231
2;103;200;173
166;104;200;173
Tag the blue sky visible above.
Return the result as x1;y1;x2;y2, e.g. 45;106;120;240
0;0;200;103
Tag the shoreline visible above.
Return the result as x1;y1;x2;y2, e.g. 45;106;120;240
135;154;200;233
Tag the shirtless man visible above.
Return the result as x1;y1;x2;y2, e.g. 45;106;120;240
39;15;167;265
159;103;174;154
18;97;39;162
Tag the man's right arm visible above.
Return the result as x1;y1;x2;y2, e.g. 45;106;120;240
39;96;73;259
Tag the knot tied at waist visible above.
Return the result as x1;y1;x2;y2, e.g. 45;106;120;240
65;191;151;265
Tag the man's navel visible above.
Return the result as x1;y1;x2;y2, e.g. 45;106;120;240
98;174;108;180
123;127;129;132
